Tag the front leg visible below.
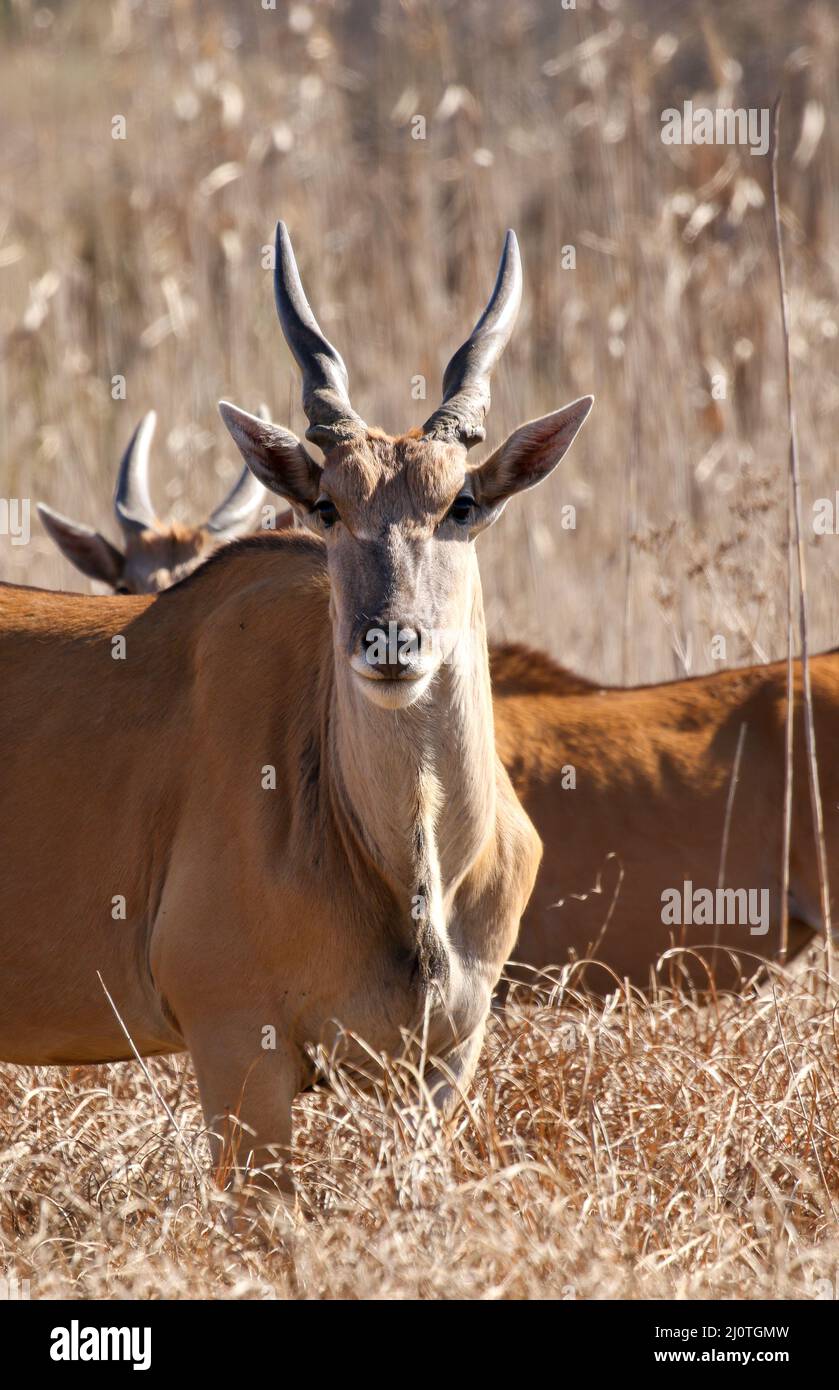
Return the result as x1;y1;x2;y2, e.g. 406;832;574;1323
185;1016;302;1207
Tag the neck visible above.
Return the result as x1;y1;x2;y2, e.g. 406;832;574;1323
330;582;497;939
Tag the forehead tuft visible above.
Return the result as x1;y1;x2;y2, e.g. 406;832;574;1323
167;521;206;546
401;434;467;512
323;431;466;515
130;524;207;563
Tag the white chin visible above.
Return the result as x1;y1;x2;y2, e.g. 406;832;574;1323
353;670;433;709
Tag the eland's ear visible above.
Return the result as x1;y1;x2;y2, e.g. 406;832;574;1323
218;401;322;512
472;396;594;509
38;504;124;587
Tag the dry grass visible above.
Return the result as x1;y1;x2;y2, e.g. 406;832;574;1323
2;0;839;1299
2;957;839;1300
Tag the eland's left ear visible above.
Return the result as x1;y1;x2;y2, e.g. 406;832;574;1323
472;396;594;508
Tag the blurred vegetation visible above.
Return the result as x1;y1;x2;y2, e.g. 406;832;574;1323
1;0;838;681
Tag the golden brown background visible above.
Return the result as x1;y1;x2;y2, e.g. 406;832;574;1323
3;0;838;683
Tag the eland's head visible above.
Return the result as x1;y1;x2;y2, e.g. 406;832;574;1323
221;222;593;710
38;411;276;594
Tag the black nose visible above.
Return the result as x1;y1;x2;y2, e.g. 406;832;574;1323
362;621;421;680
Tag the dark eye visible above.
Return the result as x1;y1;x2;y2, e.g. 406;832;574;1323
114;583;131;595
446;494;474;527
313;498;339;529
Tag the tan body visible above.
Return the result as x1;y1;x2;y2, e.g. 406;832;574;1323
0;536;540;1183
491;645;830;987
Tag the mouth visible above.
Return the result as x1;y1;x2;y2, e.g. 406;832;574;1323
351;664;434;708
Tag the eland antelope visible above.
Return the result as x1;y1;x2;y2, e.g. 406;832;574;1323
37;444;831;991
0;223;593;1198
37;409;289;596
492;647;832;987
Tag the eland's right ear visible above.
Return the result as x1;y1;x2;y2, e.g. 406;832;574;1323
37;504;125;587
218;401;322;512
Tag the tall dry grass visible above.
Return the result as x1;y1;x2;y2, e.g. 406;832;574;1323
3;958;839;1300
1;0;839;1299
